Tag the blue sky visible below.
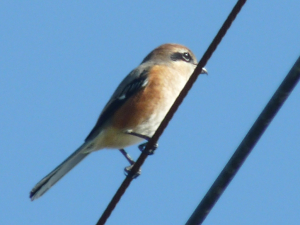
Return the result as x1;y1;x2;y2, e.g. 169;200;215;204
1;1;300;224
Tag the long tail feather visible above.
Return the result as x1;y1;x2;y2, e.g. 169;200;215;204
30;143;90;200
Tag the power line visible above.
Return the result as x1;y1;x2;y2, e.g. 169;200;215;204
185;57;300;225
96;0;247;224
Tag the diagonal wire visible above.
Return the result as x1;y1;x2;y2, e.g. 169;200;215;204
186;57;300;225
96;0;247;224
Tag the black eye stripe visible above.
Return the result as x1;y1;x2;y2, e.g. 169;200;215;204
170;52;183;61
170;52;192;62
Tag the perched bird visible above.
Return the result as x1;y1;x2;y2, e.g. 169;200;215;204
30;43;207;200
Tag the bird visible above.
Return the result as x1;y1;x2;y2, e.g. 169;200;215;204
30;43;207;200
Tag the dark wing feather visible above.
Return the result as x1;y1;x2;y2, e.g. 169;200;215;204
85;67;149;142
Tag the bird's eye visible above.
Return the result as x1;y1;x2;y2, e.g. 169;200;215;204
182;52;191;62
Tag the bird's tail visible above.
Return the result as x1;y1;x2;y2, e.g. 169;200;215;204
30;143;90;201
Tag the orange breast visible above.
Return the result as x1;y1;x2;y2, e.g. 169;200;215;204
111;65;171;130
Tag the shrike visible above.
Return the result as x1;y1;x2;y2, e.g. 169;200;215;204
30;43;207;200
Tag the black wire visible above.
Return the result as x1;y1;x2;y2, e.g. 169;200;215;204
186;56;300;225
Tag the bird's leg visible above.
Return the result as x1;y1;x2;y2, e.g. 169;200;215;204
125;130;158;155
120;130;158;178
119;149;135;165
119;149;141;179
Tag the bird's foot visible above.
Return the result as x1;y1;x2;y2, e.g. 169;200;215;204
124;165;141;179
138;142;158;155
125;130;158;155
119;149;141;178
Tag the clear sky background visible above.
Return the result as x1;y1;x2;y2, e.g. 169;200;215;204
1;1;300;225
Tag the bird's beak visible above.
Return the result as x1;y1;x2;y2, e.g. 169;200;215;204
201;67;208;75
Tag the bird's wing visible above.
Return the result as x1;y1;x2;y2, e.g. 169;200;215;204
85;65;150;142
